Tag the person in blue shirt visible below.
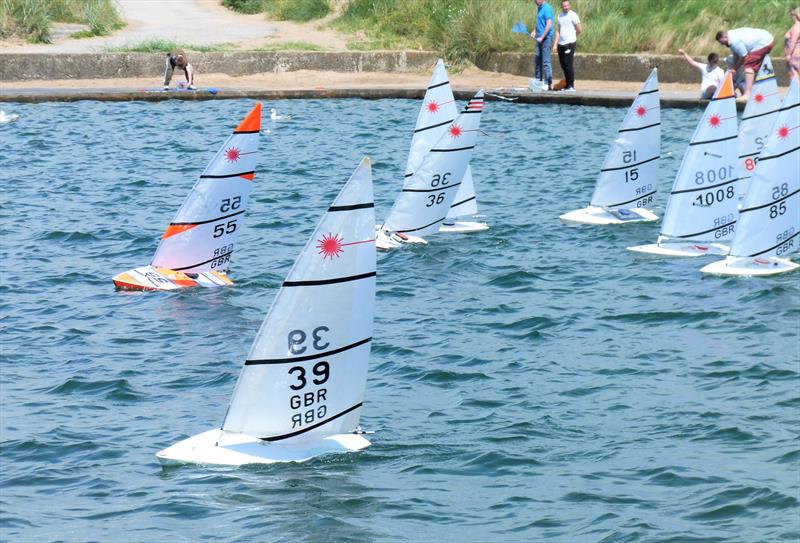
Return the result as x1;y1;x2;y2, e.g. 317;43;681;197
530;0;555;91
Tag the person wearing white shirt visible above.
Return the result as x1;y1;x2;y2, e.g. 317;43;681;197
716;27;774;101
552;0;582;91
678;49;726;99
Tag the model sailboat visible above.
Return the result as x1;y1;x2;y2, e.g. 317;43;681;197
629;73;739;257
376;91;485;250
701;76;799;277
560;68;660;225
113;103;262;291
738;55;781;196
157;158;376;465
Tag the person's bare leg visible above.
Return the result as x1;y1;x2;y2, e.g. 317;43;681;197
741;68;755;100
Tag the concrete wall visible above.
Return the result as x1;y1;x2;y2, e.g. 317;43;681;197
0;50;791;85
0;51;439;81
475;52;792;87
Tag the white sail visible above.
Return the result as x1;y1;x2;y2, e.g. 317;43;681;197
382;91;485;237
404;59;480;220
221;157;376;445
728;77;800;261
590;68;660;211
660;73;740;242
738;55;781;194
150;103;262;273
446;166;479;218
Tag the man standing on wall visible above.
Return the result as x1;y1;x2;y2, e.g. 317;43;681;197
552;0;581;92
530;0;555;91
715;27;774;101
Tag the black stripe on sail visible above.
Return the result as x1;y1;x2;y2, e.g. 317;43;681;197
170;250;233;271
397;217;445;233
328;202;374;212
780;102;800;113
674;219;737;239
171;209;246;227
605;190;657;208
638;88;658;96
402;182;462;193
404;173;414;178
689;135;738;147
618;122;661;133
234;129;260;134
757;145;800;163
741;108;781;121
245;337;372;366
746;230;800;257
414;119;454;133
600;155;659;172
261;402;363;442
430;145;475;153
462;110;483;114
283;271;376;287
671;177;739;195
200;171;255;179
427;80;449;90
739;188;800;213
738;151;760;159
450;196;476;208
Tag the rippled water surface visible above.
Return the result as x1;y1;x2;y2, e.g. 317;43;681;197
1;98;798;542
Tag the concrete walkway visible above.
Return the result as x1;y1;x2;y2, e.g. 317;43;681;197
0;0;347;53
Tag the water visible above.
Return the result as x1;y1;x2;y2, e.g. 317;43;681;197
1;98;798;542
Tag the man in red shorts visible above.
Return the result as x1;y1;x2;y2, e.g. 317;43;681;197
716;28;774;101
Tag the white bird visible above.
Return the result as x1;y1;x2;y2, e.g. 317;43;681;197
0;110;19;123
269;108;292;121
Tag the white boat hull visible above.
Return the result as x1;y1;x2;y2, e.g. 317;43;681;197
156;428;371;466
439;220;490;234
700;256;800;277
375;226;427;251
559;206;658;225
627;242;729;257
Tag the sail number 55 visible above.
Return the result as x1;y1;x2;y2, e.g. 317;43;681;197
213;219;237;237
219;196;241;212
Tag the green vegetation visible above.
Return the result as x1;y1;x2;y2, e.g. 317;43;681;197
0;0;123;43
331;0;797;62
255;41;327;51
105;39;234;53
223;0;330;22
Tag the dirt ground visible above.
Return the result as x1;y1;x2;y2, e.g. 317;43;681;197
0;69;700;95
0;0;348;53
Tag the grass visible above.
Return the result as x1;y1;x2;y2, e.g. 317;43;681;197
330;0;798;63
255;41;327;51
0;0;123;43
223;0;331;22
105;39;235;53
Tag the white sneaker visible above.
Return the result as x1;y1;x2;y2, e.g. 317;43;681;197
528;79;543;92
163;85;170;91
564;87;576;93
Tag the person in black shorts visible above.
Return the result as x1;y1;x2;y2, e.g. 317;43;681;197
163;50;195;90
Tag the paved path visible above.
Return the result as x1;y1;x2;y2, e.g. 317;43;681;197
0;0;345;53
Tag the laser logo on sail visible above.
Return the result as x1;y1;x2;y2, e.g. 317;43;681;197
317;233;344;259
225;147;241;162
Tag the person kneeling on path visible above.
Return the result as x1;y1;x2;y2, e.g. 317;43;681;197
552;0;581;92
678;49;725;99
163;50;195;90
715;27;774;101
